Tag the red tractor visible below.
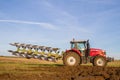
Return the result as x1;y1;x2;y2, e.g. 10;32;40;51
63;39;107;66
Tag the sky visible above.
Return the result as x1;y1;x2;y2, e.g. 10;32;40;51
0;0;120;59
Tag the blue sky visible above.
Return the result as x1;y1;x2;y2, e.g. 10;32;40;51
0;0;120;59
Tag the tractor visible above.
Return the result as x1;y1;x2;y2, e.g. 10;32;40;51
8;39;108;66
63;39;107;66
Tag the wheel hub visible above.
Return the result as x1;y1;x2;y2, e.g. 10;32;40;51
97;58;104;66
67;56;76;66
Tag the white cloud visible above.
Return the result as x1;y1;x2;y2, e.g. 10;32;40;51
0;19;58;30
40;0;95;40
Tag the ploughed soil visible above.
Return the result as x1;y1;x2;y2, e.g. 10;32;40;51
0;57;120;80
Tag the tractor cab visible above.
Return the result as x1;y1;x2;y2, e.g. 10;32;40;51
70;39;90;57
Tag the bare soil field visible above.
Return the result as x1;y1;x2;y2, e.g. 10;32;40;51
0;56;120;80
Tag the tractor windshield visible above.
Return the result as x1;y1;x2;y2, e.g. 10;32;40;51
77;43;86;50
71;42;86;50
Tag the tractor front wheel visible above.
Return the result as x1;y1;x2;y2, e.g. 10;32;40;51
93;56;107;67
63;52;81;66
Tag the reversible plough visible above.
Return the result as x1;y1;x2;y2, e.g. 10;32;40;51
8;43;63;62
8;39;113;66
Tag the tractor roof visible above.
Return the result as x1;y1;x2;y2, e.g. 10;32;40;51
70;40;87;43
70;39;89;43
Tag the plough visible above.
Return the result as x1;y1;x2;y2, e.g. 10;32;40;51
8;43;63;62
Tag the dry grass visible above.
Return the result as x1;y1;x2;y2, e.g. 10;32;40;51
0;56;63;65
0;56;120;75
107;60;120;67
0;56;120;73
0;56;63;74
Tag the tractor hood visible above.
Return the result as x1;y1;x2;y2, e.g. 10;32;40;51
90;48;106;57
90;48;103;51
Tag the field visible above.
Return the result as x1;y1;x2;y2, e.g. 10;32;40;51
0;56;120;80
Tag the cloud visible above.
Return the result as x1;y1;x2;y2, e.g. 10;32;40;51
0;19;58;30
41;0;94;39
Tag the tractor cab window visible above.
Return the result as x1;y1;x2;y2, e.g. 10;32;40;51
77;43;86;50
71;42;86;50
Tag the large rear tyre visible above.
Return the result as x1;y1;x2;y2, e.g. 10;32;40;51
93;56;107;67
63;52;81;66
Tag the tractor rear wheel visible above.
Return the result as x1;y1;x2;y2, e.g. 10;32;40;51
93;56;107;67
63;52;81;66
